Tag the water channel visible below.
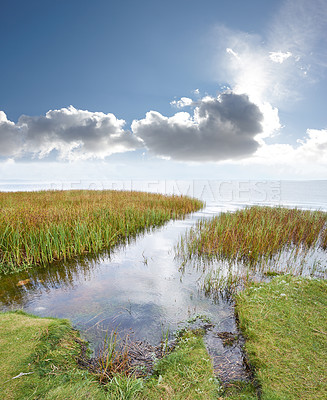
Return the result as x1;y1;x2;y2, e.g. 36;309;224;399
1;180;327;382
0;203;252;381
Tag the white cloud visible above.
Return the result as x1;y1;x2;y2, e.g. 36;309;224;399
170;97;193;108
211;0;327;142
0;106;141;161
242;129;327;168
226;47;239;60
132;92;263;162
269;51;292;64
296;129;327;162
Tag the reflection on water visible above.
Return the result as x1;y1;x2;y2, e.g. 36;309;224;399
1;198;327;382
0;205;246;376
0;204;250;380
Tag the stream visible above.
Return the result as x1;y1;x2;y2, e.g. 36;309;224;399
1;180;327;383
0;203;251;382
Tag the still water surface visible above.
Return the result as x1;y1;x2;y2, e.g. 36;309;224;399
1;180;327;381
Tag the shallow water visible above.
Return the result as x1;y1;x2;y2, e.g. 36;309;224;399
0;204;251;381
1;183;327;381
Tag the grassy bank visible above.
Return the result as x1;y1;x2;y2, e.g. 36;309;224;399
0;311;106;400
0;311;222;399
0;190;203;274
236;276;327;399
138;330;221;399
178;205;327;398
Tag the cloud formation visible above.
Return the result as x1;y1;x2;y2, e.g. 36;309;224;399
211;0;327;141
0;106;141;160
170;97;193;109
0;111;23;157
132;92;263;162
239;128;327;171
269;51;292;64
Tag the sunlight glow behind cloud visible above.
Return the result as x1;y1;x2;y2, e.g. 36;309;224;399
132;93;263;162
1;0;326;180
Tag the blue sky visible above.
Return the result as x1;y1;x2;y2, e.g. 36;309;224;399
1;0;327;182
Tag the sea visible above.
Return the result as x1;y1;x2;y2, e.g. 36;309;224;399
1;179;327;210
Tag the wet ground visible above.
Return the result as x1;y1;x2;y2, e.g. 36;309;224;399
2;197;326;383
0;204;252;382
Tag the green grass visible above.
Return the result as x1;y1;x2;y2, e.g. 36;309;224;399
0;190;203;274
137;330;222;399
0;311;107;400
236;276;327;399
0;312;224;400
221;381;258;399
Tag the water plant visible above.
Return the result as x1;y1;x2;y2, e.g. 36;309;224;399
178;206;327;295
0;190;203;274
96;330;133;384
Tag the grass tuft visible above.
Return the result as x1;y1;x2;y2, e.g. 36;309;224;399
138;330;223;399
178;206;327;295
0;190;203;274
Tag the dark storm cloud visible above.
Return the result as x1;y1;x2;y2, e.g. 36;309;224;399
132;93;263;162
0;106;141;160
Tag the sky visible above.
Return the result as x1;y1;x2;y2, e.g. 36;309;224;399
1;0;327;183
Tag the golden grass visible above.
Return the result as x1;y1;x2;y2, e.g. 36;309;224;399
0;190;203;274
177;206;327;297
179;206;327;269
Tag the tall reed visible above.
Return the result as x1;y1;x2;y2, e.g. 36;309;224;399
179;206;327;266
0;190;203;274
178;206;327;295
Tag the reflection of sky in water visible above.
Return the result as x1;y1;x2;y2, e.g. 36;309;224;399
1;192;326;380
0;205;238;349
1;199;326;344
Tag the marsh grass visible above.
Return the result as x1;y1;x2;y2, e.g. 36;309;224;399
0;190;202;274
95;330;133;384
177;206;327;399
178;206;327;296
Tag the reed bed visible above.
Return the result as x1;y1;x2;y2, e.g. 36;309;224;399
178;206;327;295
0;190;203;275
